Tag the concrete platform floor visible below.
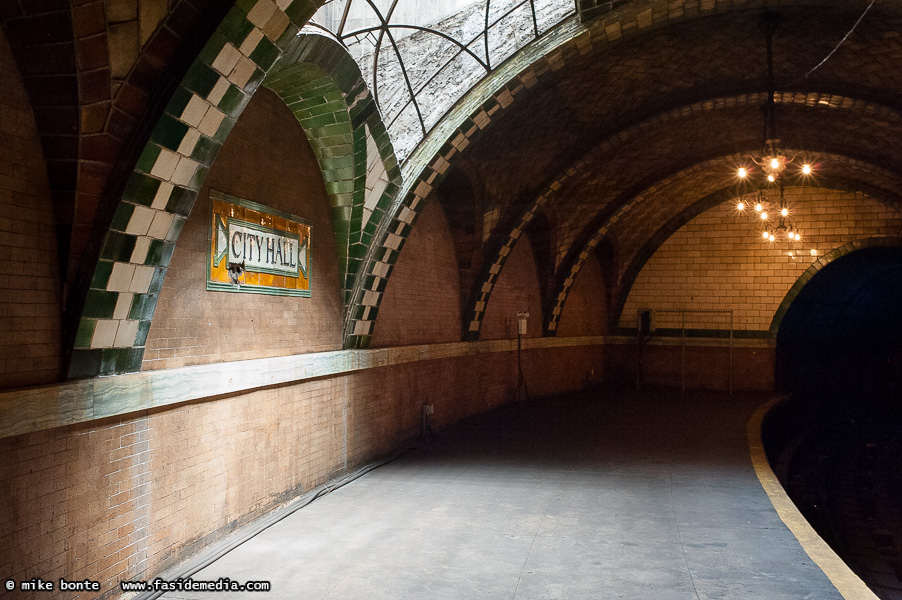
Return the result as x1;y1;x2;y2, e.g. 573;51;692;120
162;388;843;599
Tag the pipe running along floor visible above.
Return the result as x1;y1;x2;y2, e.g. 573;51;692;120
161;388;845;599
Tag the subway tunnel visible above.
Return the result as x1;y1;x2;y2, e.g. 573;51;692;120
1;1;901;598
777;245;902;415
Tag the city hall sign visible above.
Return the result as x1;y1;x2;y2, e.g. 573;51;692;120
207;190;311;296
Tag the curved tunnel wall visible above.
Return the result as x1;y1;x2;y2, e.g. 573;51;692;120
609;188;902;390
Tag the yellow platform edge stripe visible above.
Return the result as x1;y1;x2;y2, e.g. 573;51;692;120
747;398;879;600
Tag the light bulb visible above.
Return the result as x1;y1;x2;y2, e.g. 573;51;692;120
770;158;780;169
767;175;775;182
802;164;812;175
769;234;775;242
762;231;770;239
736;202;745;211
738;167;747;178
760;212;768;220
781;208;789;217
755;203;763;212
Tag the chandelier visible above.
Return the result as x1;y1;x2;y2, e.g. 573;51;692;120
734;13;813;244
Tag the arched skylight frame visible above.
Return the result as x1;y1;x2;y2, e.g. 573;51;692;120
308;0;576;160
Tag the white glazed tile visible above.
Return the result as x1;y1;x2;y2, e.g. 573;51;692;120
129;266;156;294
91;319;119;349
125;206;155;236
114;320;140;348
113;293;133;320
147;212;175;240
107;262;137;293
150;148;180;181
130;237;151;264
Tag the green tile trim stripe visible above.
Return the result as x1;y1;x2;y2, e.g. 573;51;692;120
263;32;401;306
768;236;902;335
69;0;326;379
6;336;605;440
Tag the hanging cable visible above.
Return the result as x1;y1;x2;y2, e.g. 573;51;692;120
785;0;876;86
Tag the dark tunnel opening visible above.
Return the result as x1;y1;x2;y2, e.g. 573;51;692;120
769;244;902;598
777;245;902;417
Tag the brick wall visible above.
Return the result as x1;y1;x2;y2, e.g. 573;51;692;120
556;252;606;337
371;200;462;346
0;30;64;389
621;187;902;332
0;343;603;599
142;87;343;370
604;342;775;391
481;237;543;339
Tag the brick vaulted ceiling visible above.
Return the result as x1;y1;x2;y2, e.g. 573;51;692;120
444;3;902;322
0;0;227;297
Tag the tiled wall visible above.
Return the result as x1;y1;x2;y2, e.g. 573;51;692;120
371;200;462;347
0;342;604;599
621;187;902;332
481;237;544;340
604;342;776;391
104;0;173;89
141;87;343;370
556;252;607;337
0;31;64;388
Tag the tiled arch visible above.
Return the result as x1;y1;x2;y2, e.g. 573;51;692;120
67;0;331;378
458;91;902;340
607;177;902;335
262;33;401;304
768;236;902;336
560;167;902;339
349;0;897;348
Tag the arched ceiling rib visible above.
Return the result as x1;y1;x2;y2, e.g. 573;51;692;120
458;6;902;220
430;3;902;338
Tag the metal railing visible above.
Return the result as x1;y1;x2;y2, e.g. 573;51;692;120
637;309;734;394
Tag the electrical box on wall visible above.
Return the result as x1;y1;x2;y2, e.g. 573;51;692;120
638;309;655;334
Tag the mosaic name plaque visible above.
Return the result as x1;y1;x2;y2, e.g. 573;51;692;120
208;191;311;296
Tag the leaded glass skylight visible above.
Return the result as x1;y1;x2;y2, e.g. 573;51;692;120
308;0;576;160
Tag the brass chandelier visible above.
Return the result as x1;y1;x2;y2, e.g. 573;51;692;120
734;13;813;244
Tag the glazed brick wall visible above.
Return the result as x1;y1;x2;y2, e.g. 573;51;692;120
621;187;902;332
371;200;462;346
0;30;64;389
142;87;343;370
556;252;607;337
0;343;603;599
605;343;775;392
481;236;543;339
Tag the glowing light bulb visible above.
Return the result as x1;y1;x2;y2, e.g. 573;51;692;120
738;167;747;178
802;164;812;175
767;174;775;182
736;201;745;211
762;231;770;239
755;203;763;212
769;234;775;242
760;212;768;220
781;208;789;217
770;158;780;169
